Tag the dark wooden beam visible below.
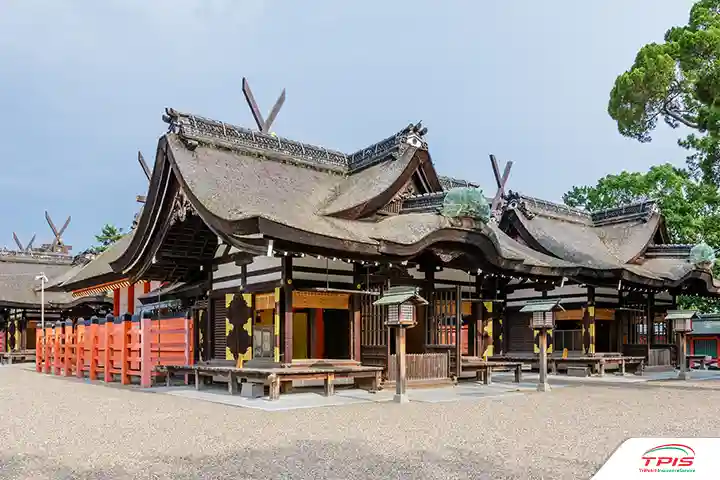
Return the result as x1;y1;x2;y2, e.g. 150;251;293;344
352;262;362;361
455;285;462;377
282;256;293;364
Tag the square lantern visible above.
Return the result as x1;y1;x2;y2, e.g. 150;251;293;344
373;286;428;327
520;299;564;330
665;310;698;333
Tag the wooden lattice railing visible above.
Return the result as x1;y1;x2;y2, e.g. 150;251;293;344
35;315;193;387
386;353;449;382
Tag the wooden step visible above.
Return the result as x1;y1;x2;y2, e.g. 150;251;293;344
382;377;456;390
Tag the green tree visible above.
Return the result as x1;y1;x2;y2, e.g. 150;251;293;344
563;164;720;311
93;224;124;253
608;0;720;183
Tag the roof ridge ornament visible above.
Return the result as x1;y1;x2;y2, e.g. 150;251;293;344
441;186;491;227
489;154;513;222
12;232;36;253
136;150;152;204
242;77;286;134
43;211;72;254
689;242;716;270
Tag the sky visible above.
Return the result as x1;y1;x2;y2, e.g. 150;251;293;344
0;0;699;251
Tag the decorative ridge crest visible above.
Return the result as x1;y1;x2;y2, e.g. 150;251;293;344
164;108;349;172
648;243;696;248
400;191;447;213
505;191;590;223
163;108;428;176
0;249;74;265
644;244;693;258
347;121;428;174
590;199;658;226
438;175;479;190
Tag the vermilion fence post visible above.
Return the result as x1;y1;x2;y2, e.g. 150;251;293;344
75;318;85;378
104;315;113;383
35;328;42;372
183;314;191;385
140;316;152;388
53;320;62;375
63;319;73;377
44;325;52;374
121;314;131;385
89;316;99;381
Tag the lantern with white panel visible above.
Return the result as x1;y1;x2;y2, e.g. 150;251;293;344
665;310;698;380
373;286;428;403
520;299;564;392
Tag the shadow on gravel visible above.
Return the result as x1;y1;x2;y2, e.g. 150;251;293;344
0;439;595;480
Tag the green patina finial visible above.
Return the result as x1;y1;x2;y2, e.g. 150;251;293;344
442;187;491;223
689;242;716;269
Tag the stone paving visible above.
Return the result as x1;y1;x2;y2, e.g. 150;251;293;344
3;363;720;479
152;379;548;411
151;368;720;411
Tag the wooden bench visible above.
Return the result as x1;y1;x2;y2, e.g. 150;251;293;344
687;355;713;370
461;359;525;385
485;354;645;377
1;351;35;365
156;364;383;401
549;356;645;377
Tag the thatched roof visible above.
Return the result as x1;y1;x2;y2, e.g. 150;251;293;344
0;253;108;309
44;107;719;297
48;233;134;293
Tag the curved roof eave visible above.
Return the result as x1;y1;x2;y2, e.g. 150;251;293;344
48;294;113;310
319;146;423;219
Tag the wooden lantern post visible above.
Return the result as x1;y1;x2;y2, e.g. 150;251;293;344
373;286;428;404
665;310;698;381
521;299;564;393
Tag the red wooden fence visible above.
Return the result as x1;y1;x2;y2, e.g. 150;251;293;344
35;315;193;387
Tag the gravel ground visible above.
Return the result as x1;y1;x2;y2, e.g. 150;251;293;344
2;365;720;480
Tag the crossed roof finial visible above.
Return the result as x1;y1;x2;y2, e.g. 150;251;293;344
136;151;152;204
242;77;286;134
44;211;72;253
12;232;35;253
489;154;513;214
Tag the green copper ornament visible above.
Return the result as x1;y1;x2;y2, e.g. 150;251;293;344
442;187;491;223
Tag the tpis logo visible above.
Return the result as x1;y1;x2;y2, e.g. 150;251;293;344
640;444;696;473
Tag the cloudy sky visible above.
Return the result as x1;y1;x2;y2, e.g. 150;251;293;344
0;0;697;251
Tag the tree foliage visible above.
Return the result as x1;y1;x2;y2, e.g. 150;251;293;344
564;164;720;311
92;224;124;254
608;0;720;183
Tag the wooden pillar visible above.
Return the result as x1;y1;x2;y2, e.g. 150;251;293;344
454;284;462;377
647;292;655;346
352;298;361;361
678;331;690;380
113;289;120;317
469;303;478;357
351;263;362;361
127;283;135;315
423;266;436;346
669;293;677;362
19;312;27;351
394;326;408;403
492;279;507;355
202;264;212;363
537;328;550;392
282;257;293;364
583;286;596;355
